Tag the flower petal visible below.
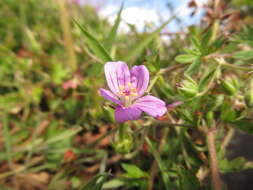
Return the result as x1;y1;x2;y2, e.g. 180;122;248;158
134;95;167;117
130;65;149;97
104;61;131;95
99;88;121;105
115;106;142;123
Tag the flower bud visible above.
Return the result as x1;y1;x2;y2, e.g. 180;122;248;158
179;76;198;98
207;94;224;111
113;125;133;154
113;134;133;154
220;75;239;96
206;111;214;127
245;79;253;108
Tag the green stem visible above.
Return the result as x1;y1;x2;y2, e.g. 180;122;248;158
56;0;77;71
118;123;127;140
214;58;253;71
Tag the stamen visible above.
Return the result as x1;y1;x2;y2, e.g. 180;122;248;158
118;83;139;107
131;88;137;92
119;85;125;90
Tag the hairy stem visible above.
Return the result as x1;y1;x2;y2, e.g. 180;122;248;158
207;129;222;190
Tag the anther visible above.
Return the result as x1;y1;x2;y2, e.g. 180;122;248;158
119;85;125;90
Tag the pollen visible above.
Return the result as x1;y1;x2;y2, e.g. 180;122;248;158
119;85;125;90
118;83;138;107
131;92;138;96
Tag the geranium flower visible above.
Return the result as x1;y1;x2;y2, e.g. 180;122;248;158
100;61;167;123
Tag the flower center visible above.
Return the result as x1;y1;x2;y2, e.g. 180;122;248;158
118;83;138;107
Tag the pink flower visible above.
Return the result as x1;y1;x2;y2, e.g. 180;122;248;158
100;61;167;123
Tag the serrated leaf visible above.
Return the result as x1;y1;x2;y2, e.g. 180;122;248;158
124;15;176;62
73;19;112;62
175;54;197;63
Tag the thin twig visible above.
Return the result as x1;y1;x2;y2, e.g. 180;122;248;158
221;126;235;150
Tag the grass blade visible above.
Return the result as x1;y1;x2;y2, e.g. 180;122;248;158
2;116;13;170
73;19;112;62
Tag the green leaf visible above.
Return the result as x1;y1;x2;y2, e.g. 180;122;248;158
73;19;112;62
221;102;236;122
190;36;201;51
102;179;125;189
231;119;253;133
124;15;176;62
211;36;226;52
51;63;70;84
121;163;149;178
177;167;200;190
185;57;201;76
198;66;219;92
80;173;109;190
201;28;212;49
233;50;253;60
183;48;201;56
175;54;197;63
104;4;123;53
220;157;251;173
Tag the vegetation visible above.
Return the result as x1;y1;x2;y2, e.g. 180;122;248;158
0;0;253;189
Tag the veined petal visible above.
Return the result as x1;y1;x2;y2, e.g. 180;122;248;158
104;61;131;95
99;88;121;105
115;106;142;123
130;65;149;97
134;95;167;117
